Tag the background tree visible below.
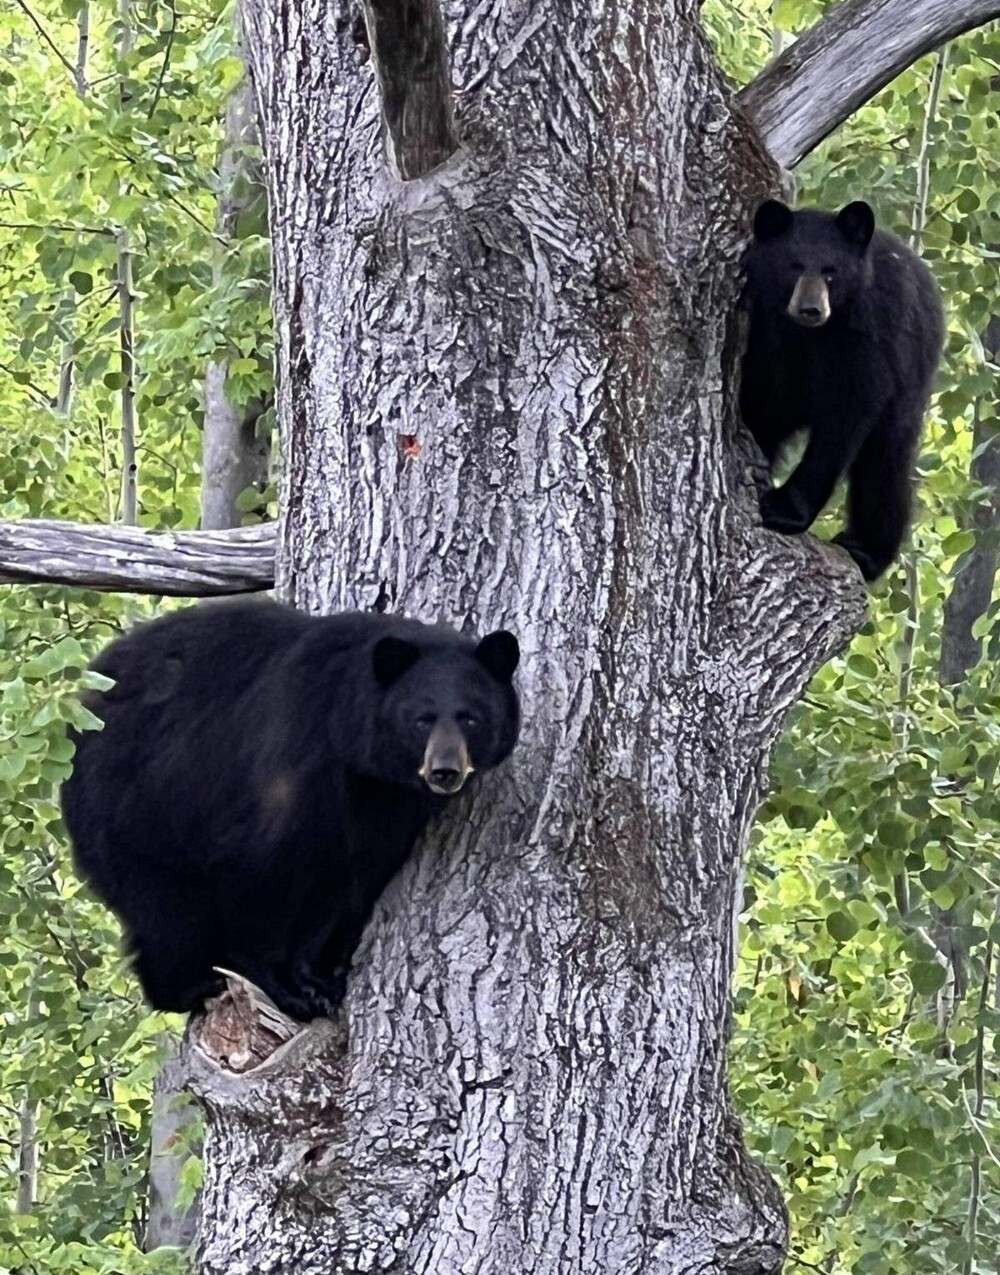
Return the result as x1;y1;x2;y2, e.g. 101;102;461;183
0;2;998;1273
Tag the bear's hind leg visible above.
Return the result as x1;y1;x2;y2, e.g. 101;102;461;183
122;866;224;1012
833;421;918;581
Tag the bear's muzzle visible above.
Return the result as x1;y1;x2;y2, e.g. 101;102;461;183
419;722;474;795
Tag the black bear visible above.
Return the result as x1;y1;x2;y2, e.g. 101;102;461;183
60;601;520;1020
740;198;944;580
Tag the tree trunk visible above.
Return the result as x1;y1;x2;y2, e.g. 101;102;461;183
201;74;272;532
940;314;1000;687
145;1038;201;1251
184;2;865;1271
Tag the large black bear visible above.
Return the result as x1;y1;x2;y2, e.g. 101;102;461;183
740;198;944;580
60;601;520;1020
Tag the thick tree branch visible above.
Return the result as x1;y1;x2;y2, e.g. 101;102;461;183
361;0;458;180
0;520;275;595
739;0;1000;169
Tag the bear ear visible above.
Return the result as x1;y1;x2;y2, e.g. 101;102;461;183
475;631;520;682
836;201;875;249
752;199;793;241
372;636;420;690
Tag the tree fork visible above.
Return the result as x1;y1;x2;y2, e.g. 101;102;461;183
361;0;458;180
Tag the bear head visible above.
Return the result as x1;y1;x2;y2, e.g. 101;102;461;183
370;629;520;795
744;199;876;329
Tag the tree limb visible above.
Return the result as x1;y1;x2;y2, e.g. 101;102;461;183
361;0;459;180
0;520;275;595
739;0;1000;169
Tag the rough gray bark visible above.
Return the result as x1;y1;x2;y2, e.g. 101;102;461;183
201;75;272;531
940;315;1000;687
0;520;274;594
740;0;1000;168
182;3;867;1272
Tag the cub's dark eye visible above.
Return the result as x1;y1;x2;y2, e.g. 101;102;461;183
456;712;479;729
821;265;837;277
790;261;804;271
414;713;436;729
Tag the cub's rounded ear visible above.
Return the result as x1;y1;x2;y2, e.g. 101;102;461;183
752;199;793;241
475;631;520;682
373;636;420;689
836;201;875;249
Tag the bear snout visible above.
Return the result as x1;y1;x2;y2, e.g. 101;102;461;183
419;722;474;795
787;273;831;327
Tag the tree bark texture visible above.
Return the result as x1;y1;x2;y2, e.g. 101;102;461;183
185;3;867;1272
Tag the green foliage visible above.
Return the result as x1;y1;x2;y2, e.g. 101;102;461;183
0;0;271;1267
704;8;1000;1273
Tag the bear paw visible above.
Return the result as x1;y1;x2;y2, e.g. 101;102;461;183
831;532;881;582
759;487;814;535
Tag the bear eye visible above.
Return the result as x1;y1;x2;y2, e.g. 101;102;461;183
415;712;436;729
790;260;804;272
456;712;479;729
821;265;837;277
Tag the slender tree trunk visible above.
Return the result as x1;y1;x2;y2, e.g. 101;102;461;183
17;1093;38;1214
183;4;865;1271
201;73;272;531
117;0;138;525
145;1039;200;1251
940;314;1000;687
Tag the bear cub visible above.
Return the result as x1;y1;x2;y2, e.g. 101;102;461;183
60;601;520;1020
740;198;944;580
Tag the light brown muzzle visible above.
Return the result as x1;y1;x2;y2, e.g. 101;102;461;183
419;722;474;795
787;274;830;328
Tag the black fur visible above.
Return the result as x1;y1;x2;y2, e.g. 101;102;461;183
60;601;520;1019
740;199;944;580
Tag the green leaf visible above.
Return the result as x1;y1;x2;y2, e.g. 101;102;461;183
910;962;947;995
826;911;859;943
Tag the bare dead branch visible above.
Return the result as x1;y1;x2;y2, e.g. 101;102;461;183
361;0;459;180
0;520;275;595
739;0;1000;169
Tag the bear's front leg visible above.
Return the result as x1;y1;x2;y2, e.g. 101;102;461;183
761;422;869;536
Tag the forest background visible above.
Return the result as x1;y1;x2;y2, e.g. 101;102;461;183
0;1;997;1272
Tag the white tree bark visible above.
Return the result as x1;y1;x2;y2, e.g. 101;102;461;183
182;2;867;1272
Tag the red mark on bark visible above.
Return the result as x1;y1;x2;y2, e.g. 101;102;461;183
399;433;421;460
